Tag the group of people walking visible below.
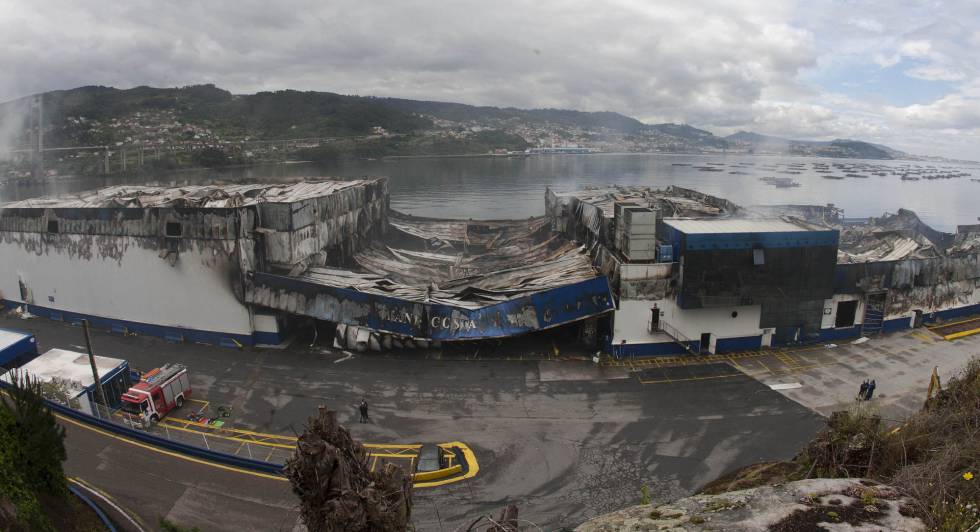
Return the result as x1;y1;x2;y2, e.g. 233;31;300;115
857;379;877;401
358;398;370;423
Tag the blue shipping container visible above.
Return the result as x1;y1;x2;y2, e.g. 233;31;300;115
0;328;38;369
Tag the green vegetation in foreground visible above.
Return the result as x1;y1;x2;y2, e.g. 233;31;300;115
699;357;980;529
0;375;105;531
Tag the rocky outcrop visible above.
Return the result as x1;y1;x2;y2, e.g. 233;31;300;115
575;478;924;531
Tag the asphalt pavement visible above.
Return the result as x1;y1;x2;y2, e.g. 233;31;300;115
59;413;299;531
4;315;826;531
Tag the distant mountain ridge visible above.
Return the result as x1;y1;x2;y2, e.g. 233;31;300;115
725;130;905;159
377;96;648;133
0;84;909;159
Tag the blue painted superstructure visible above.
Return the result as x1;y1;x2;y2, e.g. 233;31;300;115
249;273;616;341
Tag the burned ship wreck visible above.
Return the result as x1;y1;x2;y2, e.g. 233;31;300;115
549;186;980;356
0;178;612;349
1;178;978;355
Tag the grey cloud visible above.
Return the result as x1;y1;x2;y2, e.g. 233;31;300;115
0;0;977;158
0;1;814;116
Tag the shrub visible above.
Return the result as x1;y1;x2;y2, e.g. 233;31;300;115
0;373;69;531
2;373;67;496
192;147;229;167
795;358;980;529
640;485;651;505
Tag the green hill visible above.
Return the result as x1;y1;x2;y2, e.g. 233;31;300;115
0;84;908;160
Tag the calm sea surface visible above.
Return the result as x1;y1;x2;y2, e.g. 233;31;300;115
2;153;978;231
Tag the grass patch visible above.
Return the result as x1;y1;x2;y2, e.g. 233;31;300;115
697;357;980;530
703;498;746;512
792;358;980;529
697;461;802;495
770;501;886;531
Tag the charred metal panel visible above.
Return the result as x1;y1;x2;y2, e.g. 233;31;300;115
545;190;610;247
679;245;838;309
0;230;241;266
256;183;388;268
835;255;980;293
835;261;894;294
760;298;825;331
290;199;317;230
0;206;243;244
834;255;980;318
246;272;615;340
257;202;292;231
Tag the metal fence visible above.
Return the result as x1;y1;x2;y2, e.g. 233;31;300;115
66;400;293;469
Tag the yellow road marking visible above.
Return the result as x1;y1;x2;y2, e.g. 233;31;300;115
158;420;297;449
162;418;296;443
911;331;936;343
363;443;421;450
156;417;446;472
413;442;480;488
633;345;875;385
638;372;741;385
944;327;980;341
369;452;422;459
926;316;980;330
413;464;463;482
29;383;476;490
69;413;477;488
56;413;289;482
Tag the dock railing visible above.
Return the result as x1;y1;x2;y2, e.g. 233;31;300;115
658;320;699;354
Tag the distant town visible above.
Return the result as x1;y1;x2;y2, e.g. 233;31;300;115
0;84;974;182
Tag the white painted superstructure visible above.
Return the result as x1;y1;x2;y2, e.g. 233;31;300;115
0;234;253;336
0;180;388;345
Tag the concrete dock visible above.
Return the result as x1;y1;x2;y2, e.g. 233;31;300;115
5;314;977;530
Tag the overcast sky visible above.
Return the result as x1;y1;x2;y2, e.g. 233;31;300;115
1;0;977;159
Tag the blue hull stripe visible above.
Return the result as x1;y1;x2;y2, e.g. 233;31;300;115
1;300;257;347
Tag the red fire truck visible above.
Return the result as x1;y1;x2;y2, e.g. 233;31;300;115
120;364;191;426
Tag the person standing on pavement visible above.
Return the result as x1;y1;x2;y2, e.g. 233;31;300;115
359;399;370;423
858;380;869;401
864;380;876;401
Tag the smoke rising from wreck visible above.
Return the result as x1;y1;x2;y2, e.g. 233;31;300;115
0;97;30;162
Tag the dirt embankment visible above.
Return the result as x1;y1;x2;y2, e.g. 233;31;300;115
578;357;980;531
